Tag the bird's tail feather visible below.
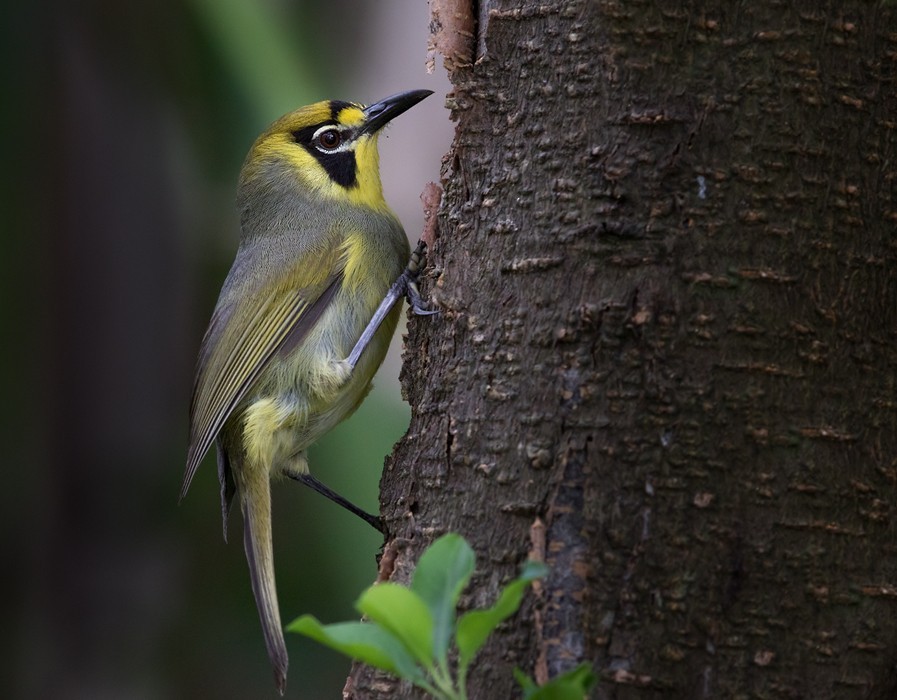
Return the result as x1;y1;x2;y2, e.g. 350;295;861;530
241;474;288;694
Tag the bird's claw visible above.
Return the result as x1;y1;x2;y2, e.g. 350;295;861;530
404;240;438;316
406;279;438;315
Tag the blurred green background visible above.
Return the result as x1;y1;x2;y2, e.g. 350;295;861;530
1;1;450;697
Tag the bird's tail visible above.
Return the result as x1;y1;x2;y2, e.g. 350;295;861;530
240;470;288;694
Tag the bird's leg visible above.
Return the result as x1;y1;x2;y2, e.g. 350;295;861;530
345;240;437;370
301;242;434;532
286;472;383;532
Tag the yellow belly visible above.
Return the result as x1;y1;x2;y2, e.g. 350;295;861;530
238;293;401;479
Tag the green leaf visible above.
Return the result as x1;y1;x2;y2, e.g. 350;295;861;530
515;663;596;700
513;667;538;693
410;534;476;662
287;615;423;682
518;559;550;583
456;560;548;667
355;583;435;668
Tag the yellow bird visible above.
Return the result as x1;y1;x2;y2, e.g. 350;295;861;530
181;89;433;692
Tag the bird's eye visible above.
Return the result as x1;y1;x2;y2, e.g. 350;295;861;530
316;129;341;151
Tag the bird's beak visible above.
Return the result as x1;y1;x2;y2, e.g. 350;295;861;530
361;89;433;135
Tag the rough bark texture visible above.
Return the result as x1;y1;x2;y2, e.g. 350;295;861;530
348;1;897;699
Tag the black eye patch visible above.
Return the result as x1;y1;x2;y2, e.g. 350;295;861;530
290;122;357;188
290;123;334;145
314;150;356;188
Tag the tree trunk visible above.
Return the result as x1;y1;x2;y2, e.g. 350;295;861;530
349;1;897;698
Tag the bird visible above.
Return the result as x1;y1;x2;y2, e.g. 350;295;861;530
180;89;433;693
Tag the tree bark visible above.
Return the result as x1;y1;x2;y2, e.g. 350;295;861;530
349;1;897;698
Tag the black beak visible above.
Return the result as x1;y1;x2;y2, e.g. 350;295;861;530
361;89;433;135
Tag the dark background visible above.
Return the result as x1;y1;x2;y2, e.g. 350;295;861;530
1;1;450;697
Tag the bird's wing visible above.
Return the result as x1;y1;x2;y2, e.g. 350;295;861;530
181;248;342;499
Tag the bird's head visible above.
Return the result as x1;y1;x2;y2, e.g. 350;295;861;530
240;89;432;212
